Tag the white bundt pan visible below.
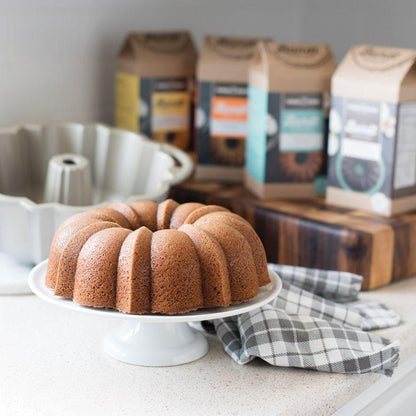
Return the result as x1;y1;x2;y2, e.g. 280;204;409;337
0;123;194;266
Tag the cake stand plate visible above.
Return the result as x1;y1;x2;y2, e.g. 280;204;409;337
29;260;282;367
0;251;33;295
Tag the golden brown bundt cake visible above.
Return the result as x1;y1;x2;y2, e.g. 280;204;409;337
73;228;132;308
195;222;259;303
45;199;270;315
107;202;141;229
116;227;152;314
183;205;228;224
156;199;179;230
46;217;95;289
169;202;204;229
129;200;158;230
54;221;121;297
151;229;203;314
61;207;131;229
180;224;231;308
191;212;270;287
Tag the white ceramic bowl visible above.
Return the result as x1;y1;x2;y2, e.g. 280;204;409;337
0;123;193;265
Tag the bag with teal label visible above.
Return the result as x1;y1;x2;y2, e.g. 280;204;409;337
246;41;335;199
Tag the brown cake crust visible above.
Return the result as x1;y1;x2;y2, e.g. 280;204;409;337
73;228;131;308
46;217;102;289
156;199;179;230
197;222;259;303
108;202;141;229
183;205;229;225
116;227;152;314
180;224;231;307
129;200;158;231
194;212;270;287
169;202;204;229
54;221;121;297
150;229;203;314
61;207;131;229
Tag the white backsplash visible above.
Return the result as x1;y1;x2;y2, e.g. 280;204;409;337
0;0;415;127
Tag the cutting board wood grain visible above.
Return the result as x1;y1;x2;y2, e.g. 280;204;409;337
170;181;416;290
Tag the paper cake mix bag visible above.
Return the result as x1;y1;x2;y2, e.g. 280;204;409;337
195;35;267;182
245;41;335;199
326;45;416;216
115;31;196;150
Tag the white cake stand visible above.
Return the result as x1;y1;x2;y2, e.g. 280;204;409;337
29;260;282;367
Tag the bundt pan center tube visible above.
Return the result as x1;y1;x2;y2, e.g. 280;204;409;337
45;199;271;315
43;153;93;206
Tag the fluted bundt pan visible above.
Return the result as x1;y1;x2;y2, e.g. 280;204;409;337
0;123;193;265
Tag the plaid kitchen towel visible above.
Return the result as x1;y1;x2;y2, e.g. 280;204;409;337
208;264;401;376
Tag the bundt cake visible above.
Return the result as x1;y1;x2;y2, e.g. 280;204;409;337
45;199;270;314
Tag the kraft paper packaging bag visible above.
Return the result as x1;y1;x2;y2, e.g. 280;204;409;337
115;31;196;150
245;40;336;199
195;35;267;182
326;45;416;216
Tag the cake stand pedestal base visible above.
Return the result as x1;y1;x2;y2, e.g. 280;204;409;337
29;260;282;367
103;321;209;366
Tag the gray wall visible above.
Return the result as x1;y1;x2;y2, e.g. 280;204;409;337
0;0;415;126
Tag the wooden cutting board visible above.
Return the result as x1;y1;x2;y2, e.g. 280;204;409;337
170;180;416;290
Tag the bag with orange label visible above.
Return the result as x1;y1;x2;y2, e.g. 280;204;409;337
195;35;267;182
115;31;196;150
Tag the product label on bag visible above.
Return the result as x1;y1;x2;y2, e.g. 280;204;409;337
247;87;325;183
341;99;382;161
149;78;190;133
116;72;192;148
327;96;396;196
116;72;139;132
246;85;268;182
210;84;248;139
280;93;324;152
394;103;416;191
197;81;248;166
327;95;416;198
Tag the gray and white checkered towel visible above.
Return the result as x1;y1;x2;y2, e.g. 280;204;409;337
205;264;401;376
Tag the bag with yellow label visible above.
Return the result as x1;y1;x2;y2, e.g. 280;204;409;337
115;31;197;150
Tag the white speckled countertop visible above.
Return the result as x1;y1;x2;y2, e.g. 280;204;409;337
1;277;415;416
